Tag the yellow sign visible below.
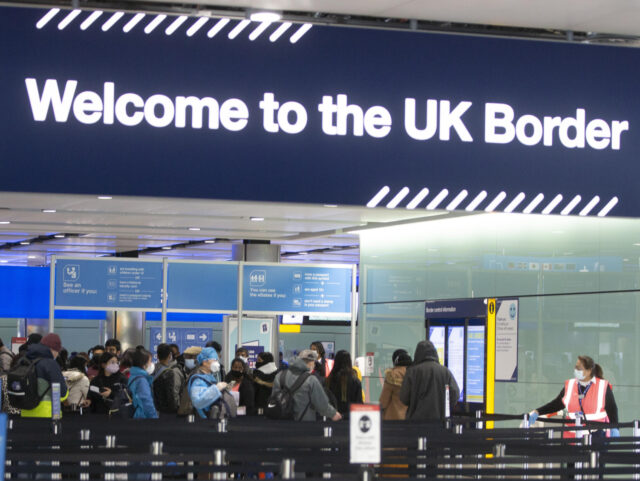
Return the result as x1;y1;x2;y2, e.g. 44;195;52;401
486;298;496;429
279;324;301;333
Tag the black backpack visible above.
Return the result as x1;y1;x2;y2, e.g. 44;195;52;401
7;357;48;410
108;376;143;419
153;366;185;413
265;371;310;420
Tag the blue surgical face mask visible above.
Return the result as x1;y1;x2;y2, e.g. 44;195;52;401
185;359;196;370
574;369;585;381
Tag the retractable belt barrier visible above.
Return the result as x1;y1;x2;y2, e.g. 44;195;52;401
6;414;640;480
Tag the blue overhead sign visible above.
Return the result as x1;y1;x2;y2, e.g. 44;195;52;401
167;262;238;312
55;259;163;309
425;299;487;319
0;7;639;216
242;264;352;313
150;326;212;360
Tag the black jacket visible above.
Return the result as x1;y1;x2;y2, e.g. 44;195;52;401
225;372;256;415
399;340;460;420
327;369;363;418
253;362;279;410
89;371;128;414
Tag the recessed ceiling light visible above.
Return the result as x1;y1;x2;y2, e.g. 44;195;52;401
204;240;216;244
324;204;338;208
188;227;201;231
299;251;308;255
249;10;282;22
54;234;65;238
250;217;264;222
27;255;36;259
162;246;172;250
634;243;640;247
19;241;30;245
41;209;56;213
0;221;10;225
0;260;7;263
97;196;113;200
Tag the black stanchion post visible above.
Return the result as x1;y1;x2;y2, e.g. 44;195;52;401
323;426;333;479
634;420;640;481
212;449;226;480
417;437;427;479
217;418;227;433
150;441;163;481
589;451;599;481
280;458;295;479
475;410;483;430
523;413;530;429
358;465;374;481
493;444;506;480
80;429;91;481
187;414;195;424
105;435;117;481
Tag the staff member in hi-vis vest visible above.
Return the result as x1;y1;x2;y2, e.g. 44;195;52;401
528;355;619;438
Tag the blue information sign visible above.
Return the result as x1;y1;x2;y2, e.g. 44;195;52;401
150;326;213;359
466;326;485;403
167;262;238;311
242;264;352;313
55;259;163;309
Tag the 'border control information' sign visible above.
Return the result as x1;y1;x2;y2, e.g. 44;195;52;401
242;264;351;313
55;259;163;309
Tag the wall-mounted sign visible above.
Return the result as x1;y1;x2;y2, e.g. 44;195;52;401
55;258;163;310
242;264;352;314
495;298;519;382
167;262;238;312
1;7;639;216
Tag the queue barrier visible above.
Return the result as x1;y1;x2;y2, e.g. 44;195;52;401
5;414;640;480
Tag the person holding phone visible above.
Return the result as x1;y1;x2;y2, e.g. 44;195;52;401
87;352;127;414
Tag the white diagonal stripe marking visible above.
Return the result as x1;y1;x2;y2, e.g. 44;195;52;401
249;21;272;41
37;9;60;29
542;194;563;215
426;189;449;210
58;9;81;30
187;17;208;37
523;193;544;214
290;23;312;43
81;11;103;30
207;18;230;37
228;19;251;39
123;13;145;33
144;15;166;34
561;195;582;216
504;192;526;213
102;11;124;31
579;196;600;216
367;186;390;208
270;22;292;42
597;197;619;217
484;191;507;212
386;187;410;209
165;16;188;35
446;190;468;211
406;188;429;210
465;191;487;211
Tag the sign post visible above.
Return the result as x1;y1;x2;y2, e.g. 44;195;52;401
486;299;496;429
350;404;381;465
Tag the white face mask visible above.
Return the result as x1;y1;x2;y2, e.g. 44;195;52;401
239;356;248;364
574;369;585;381
210;361;220;373
185;359;196;370
106;363;119;374
145;364;155;376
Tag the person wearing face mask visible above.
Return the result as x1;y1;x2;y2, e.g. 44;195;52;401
226;358;256;415
183;346;202;373
235;347;253;378
188;347;229;418
88;352;128;414
528;355;619;438
127;349;158;419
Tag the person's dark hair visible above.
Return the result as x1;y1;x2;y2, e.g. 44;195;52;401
394;352;412;367
57;349;69;370
120;348;137;369
0;338;4;348
310;341;325;358
169;344;179;352
257;352;274;364
90;345;105;355
210;341;222;353
26;333;43;345
236;347;249;357
98;352;118;375
327;350;357;402
578;355;603;379
105;338;121;352
69;355;88;372
157;343;172;362
231;357;245;370
132;349;152;369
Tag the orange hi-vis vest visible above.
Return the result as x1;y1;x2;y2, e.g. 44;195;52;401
562;377;610;438
324;359;334;378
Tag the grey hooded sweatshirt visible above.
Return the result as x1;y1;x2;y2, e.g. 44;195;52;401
399;340;460;421
271;358;337;421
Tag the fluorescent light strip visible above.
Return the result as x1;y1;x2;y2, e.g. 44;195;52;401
144;15;167;34
484;191;507;212
504;192;526;213
252;21;275;41
523;193;545;214
426;189;449;210
406;188;429;210
187;17;209;37
579;196;600;216
386;187;410;209
123;13;145;33
541;194;563;215
36;9;60;29
228;20;251;39
465;191;487;211
290;23;312;43
445;190;468;211
366;186;390;208
80;10;103;30
269;22;292;42
597;197;619;217
207;18;230;37
58;9;81;30
165;16;188;35
561;195;582;216
101;11;124;31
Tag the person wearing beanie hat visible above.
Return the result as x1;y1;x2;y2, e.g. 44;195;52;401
21;332;68;418
188;347;228;418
